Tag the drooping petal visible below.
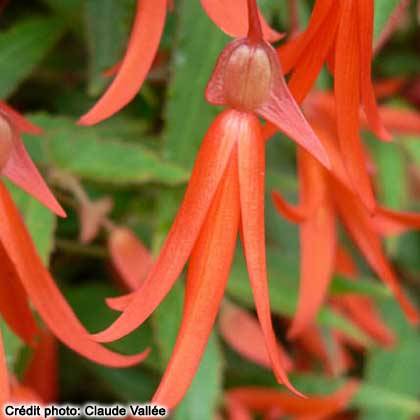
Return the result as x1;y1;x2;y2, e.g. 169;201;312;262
285;2;341;104
372;206;420;236
0;182;149;367
152;150;240;410
23;331;58;403
271;191;307;224
108;227;153;291
288;177;337;338
334;0;376;212
237;114;300;396
357;0;391;141
78;0;167;126
334;296;395;347
332;180;419;324
227;380;359;417
200;0;283;42
2;134;66;217
0;102;43;135
0;244;39;345
0;329;10;404
219;301;292;371
93;110;241;343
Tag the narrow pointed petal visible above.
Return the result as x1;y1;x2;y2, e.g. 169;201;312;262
237;115;300;396
288;190;337;339
335;0;376;212
375;106;420;134
219;301;292;370
92;110;241;343
108;227;153;291
335;246;358;277
0;329;10;404
78;0;166;125
228;380;359;416
152;152;240;410
357;0;392;141
23;331;58;403
200;0;283;42
258;70;330;169
372;206;420;236
271;191;307;223
335;296;395;346
2;135;66;217
0;182;149;367
333;180;420;324
286;4;341;104
0;244;39;345
0;102;43;135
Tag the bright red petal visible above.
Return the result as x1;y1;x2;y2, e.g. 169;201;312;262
271;191;307;224
288;167;337;338
23;331;58;403
108;227;153;291
93;110;241;343
226;395;253;420
372;206;420;236
152;150;240;410
334;0;376;212
0;182;149;367
200;0;283;42
376;106;420;134
357;0;392;141
237;114;300;396
2;135;66;217
78;0;166;125
0;102;43;135
228;380;359;416
0;244;39;345
332;180;420;324
219;301;292;371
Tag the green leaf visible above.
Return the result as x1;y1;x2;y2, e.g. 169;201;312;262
0;17;66;98
0;319;23;371
360;299;420;420
23;113;188;186
152;281;223;420
4;181;56;265
84;0;135;96
374;0;401;41
163;0;229;169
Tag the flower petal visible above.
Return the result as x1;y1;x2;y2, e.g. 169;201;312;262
219;301;292;371
2;135;66;217
372;206;420;236
200;0;283;42
92;110;241;343
78;0;167;125
0;244;39;345
23;331;58;403
152;149;240;410
0;182;149;367
334;0;376;212
108;227;153;292
333;180;420;324
228;380;359;416
237;114;301;396
271;191;307;224
357;0;392;141
0;102;43;135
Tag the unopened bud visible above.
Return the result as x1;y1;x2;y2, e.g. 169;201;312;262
224;43;272;111
0;115;14;171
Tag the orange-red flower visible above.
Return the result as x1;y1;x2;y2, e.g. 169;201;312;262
277;0;391;212
79;0;280;126
0;108;149;397
88;0;334;408
271;90;420;338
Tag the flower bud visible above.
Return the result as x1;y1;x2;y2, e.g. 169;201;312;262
0;114;14;171
224;43;272;111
